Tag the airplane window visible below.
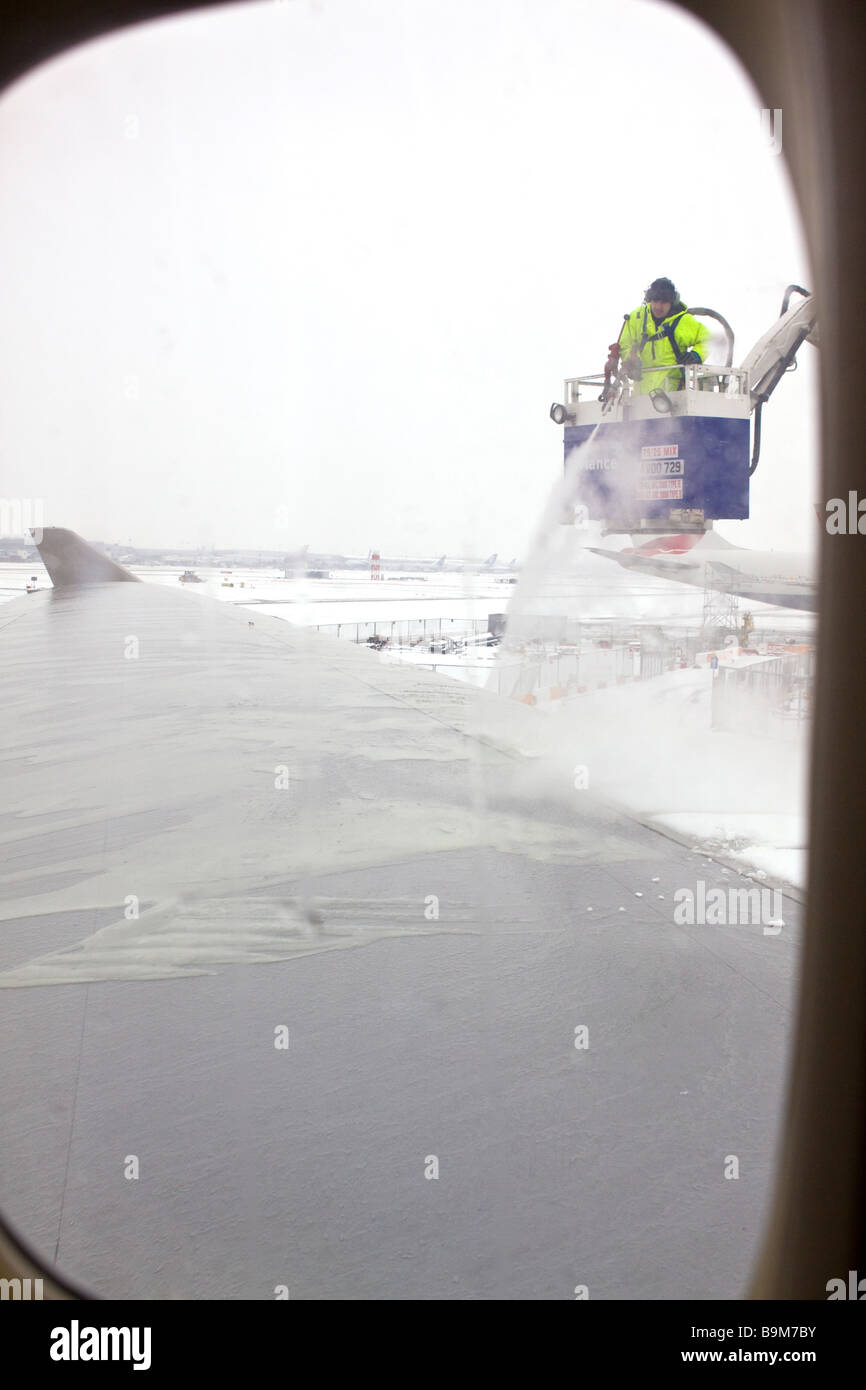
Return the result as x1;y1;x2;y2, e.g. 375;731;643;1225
0;0;817;1299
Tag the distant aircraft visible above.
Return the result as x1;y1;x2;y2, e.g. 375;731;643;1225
588;530;816;612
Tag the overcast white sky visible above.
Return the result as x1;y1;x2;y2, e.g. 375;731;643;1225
0;0;817;557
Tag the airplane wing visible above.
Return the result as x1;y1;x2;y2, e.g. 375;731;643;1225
587;546;703;577
0;528;801;1299
706;560;818;612
589;542;817;612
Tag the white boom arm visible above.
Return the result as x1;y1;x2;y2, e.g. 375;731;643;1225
738;292;818;409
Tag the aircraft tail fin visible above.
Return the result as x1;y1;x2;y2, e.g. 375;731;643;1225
624;530;740;555
32;527;140;586
698;528;738;549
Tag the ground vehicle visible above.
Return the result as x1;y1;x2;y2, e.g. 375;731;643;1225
552;290;816;536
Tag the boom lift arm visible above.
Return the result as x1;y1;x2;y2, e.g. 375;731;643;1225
737;285;817;473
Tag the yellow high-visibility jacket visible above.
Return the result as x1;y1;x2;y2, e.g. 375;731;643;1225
618;302;711;395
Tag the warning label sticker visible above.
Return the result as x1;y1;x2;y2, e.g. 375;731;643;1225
637;479;684;500
641;444;679;459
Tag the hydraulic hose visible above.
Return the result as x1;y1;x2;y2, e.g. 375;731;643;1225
686;308;735;367
750;401;762;475
781;284;810;315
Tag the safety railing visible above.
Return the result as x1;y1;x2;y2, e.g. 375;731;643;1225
562;364;750;407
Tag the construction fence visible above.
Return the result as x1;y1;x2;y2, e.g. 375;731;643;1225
711;646;815;738
495;630;692;704
312;615;492;645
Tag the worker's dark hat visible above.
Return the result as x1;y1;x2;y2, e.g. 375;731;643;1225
645;277;678;303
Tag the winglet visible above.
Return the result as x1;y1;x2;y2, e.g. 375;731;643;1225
31;527;141;586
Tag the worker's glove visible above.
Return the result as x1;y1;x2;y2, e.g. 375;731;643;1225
681;350;701;365
624;356;642;380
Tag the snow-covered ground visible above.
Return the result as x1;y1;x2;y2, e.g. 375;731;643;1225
469;663;810;894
